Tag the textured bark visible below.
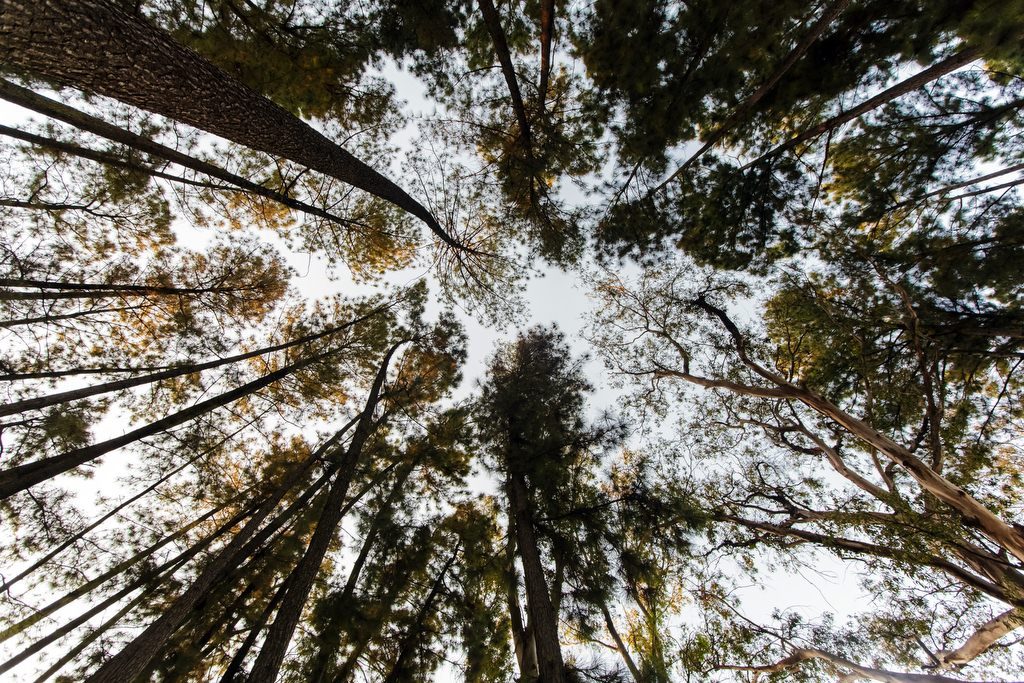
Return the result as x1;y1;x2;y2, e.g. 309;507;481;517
0;347;335;498
507;472;566;683
505;518;539;681
600;603;642;683
656;0;851;189
744;46;982;168
1;303;387;418
246;342;405;683
0;1;460;248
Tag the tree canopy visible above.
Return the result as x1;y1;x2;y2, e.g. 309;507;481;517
0;0;1023;681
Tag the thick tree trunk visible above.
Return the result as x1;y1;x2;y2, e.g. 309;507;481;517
1;303;387;418
507;472;566;683
744;46;982;168
0;1;461;248
245;342;405;683
0;346;335;498
505;518;539;681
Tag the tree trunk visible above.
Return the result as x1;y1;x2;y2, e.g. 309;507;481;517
0;346;336;498
656;0;851;189
82;434;339;683
1;303;388;418
0;118;368;232
0;1;462;249
477;0;532;145
0;305;141;330
0;494;241;644
309;460;416;683
0;499;254;675
600;603;642;683
743;46;982;169
507;472;565;683
537;0;554;113
245;341;405;683
381;541;461;683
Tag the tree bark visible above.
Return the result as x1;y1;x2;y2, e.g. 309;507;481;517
935;608;1024;669
0;1;463;249
0;346;336;499
507;472;566;683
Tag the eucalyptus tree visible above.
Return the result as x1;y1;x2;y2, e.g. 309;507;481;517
591;242;1024;678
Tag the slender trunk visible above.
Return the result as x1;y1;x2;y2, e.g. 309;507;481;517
0;346;335;499
308;460;415;683
743;46;982;169
505;517;539;681
0;499;254;675
888;162;1024;210
0;121;367;231
0;363;179;382
0;277;252;296
218;576;291;683
656;0;850;190
245;341;406;683
507;472;565;683
82;423;348;683
1;302;388;418
537;0;554;113
381;541;461;683
600;603;642;683
31;585;150;683
477;0;532;145
0;494;239;643
0;2;459;248
0;426;231;594
0;305;140;329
